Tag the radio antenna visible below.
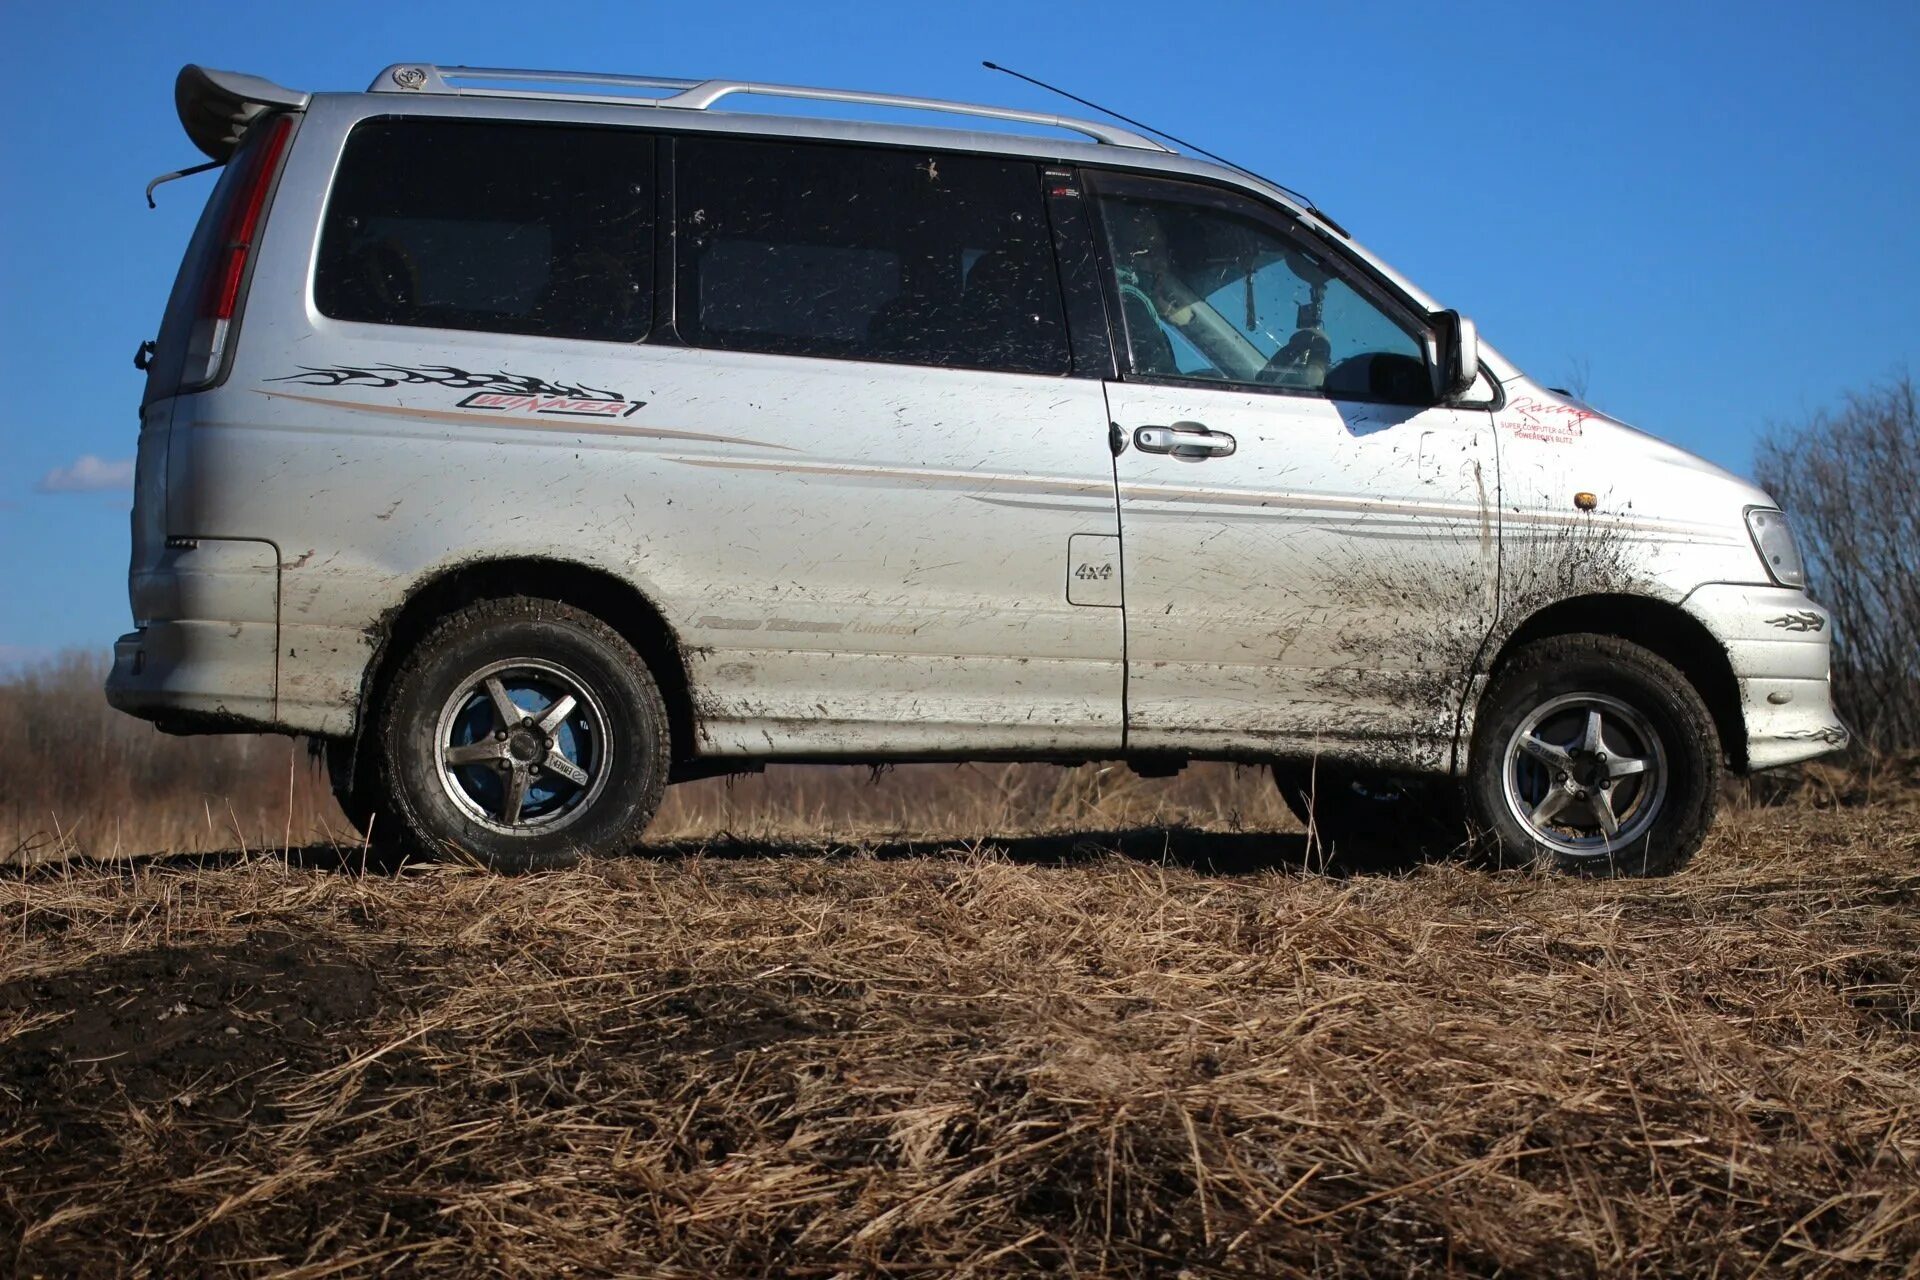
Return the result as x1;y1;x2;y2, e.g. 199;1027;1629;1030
980;59;1334;226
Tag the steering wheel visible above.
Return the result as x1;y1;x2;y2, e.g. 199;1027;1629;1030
1256;326;1331;390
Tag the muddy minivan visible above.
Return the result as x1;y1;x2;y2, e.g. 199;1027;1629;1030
110;62;1847;874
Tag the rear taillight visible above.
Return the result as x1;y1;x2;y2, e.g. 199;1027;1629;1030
183;115;292;385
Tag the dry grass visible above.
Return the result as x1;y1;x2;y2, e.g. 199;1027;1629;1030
6;655;1920;1275
5;796;1920;1277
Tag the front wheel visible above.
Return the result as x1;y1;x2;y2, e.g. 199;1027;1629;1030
1467;635;1719;877
373;598;669;871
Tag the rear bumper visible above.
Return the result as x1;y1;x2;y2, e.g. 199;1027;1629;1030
1679;583;1851;770
107;622;280;733
104;538;281;734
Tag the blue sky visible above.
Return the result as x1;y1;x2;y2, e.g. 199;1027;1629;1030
2;0;1916;662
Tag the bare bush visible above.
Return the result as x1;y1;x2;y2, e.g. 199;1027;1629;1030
0;653;336;861
1755;374;1920;751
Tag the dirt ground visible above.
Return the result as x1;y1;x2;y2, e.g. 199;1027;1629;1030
4;796;1919;1277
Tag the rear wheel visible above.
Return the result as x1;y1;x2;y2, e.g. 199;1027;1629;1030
372;598;669;870
1467;634;1718;877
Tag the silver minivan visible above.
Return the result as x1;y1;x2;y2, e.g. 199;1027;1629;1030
110;62;1848;873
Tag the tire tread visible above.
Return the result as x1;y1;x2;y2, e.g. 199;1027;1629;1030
1470;633;1719;877
371;597;669;871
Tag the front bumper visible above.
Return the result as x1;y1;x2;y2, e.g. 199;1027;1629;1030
1679;583;1851;770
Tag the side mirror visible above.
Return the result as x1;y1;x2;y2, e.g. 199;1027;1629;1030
1433;309;1479;399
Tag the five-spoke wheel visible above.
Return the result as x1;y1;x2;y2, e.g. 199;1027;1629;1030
369;597;669;870
1469;634;1718;877
434;659;610;834
1502;693;1667;856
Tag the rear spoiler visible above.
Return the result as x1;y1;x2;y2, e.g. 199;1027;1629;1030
176;64;309;162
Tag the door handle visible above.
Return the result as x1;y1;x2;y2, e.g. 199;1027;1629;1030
1133;422;1237;459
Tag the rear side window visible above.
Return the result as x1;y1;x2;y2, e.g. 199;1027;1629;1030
675;137;1069;375
315;118;653;343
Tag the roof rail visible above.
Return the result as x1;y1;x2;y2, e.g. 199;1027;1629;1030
366;64;1172;152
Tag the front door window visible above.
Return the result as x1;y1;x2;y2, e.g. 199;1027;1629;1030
1094;176;1433;406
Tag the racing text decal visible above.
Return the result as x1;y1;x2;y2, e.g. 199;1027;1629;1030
1500;396;1597;445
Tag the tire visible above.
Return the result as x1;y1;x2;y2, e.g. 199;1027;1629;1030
371;597;670;871
1467;634;1718;877
1272;763;1468;868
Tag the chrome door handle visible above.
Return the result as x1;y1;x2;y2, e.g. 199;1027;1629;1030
1134;422;1236;459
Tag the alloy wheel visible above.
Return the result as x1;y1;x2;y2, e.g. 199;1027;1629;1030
1501;692;1668;858
431;657;611;836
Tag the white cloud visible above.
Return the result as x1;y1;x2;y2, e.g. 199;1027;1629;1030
36;454;135;494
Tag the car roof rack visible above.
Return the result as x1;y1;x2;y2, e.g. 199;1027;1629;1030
366;63;1173;152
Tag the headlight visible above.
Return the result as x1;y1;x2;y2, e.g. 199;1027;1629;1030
1745;507;1806;588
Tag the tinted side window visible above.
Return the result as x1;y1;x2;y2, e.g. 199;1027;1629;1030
675;137;1069;375
315;118;653;343
1091;173;1432;405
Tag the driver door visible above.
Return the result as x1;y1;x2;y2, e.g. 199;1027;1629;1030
1087;171;1498;772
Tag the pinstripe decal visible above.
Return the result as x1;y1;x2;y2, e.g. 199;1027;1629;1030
669;455;1113;497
